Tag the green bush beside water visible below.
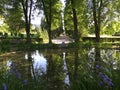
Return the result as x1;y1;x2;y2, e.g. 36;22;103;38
0;39;120;53
0;40;10;53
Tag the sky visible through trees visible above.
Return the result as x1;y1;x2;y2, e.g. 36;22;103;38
31;0;65;26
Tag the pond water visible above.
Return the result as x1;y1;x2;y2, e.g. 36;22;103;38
0;48;120;90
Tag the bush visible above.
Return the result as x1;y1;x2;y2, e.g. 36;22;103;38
35;38;43;43
112;32;120;36
0;40;10;52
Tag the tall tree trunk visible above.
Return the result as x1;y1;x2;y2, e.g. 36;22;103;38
92;0;99;42
92;0;102;42
97;0;102;42
41;0;52;44
48;23;52;44
71;0;79;42
21;0;33;43
26;22;31;43
48;0;52;44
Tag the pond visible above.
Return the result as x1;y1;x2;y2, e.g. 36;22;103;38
0;47;120;90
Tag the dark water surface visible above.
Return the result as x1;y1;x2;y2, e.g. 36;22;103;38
0;48;120;90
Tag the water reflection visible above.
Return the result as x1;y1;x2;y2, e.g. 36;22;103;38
25;50;47;75
0;48;120;90
63;52;70;86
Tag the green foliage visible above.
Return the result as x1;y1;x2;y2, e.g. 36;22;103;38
37;0;62;30
101;21;120;35
0;46;120;89
0;40;10;53
64;0;88;37
51;1;63;30
0;72;43;90
5;1;25;32
87;0;120;36
0;0;25;33
67;42;81;48
0;21;9;33
64;1;73;30
83;40;94;47
1;0;120;42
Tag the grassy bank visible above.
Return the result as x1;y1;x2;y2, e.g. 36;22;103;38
0;39;120;54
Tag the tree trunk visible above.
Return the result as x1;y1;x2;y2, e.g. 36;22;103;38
71;0;79;42
26;23;31;43
24;10;31;43
48;0;52;44
21;0;32;43
93;0;100;42
97;0;102;42
48;23;52;44
41;0;52;44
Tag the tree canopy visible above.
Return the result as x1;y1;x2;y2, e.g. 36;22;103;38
0;0;120;43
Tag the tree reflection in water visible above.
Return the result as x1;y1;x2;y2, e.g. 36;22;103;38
45;50;70;90
94;46;114;90
0;48;120;90
63;52;70;86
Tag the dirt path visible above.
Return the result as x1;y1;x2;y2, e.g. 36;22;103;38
52;34;74;44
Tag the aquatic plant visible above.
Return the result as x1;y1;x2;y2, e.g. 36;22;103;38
0;62;28;90
98;72;114;87
22;79;28;85
2;83;7;90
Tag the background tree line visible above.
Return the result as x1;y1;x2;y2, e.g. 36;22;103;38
0;0;120;43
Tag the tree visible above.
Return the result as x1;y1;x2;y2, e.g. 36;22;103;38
70;0;79;42
42;0;52;43
0;0;4;14
20;0;34;43
37;0;62;44
92;0;103;42
64;0;88;41
102;0;120;35
64;0;74;30
90;0;119;41
0;0;35;43
4;1;25;35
